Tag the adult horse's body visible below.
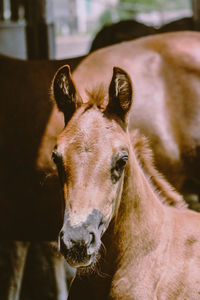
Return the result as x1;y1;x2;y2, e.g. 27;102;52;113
51;64;200;299
38;31;200;202
89;17;194;53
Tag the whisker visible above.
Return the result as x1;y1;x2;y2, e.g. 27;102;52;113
100;242;107;256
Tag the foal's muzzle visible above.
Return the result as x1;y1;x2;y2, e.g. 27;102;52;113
59;209;104;268
59;227;100;267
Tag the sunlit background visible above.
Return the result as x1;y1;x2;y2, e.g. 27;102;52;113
0;0;193;59
54;0;192;58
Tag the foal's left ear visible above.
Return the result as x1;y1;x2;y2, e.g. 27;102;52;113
52;65;82;124
106;67;133;124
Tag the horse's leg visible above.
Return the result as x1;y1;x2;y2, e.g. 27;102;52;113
0;241;30;300
45;242;76;300
20;242;70;300
46;242;70;300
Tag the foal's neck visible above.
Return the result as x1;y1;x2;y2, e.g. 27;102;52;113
102;148;170;299
112;147;165;262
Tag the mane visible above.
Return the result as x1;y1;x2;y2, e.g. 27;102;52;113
131;130;187;209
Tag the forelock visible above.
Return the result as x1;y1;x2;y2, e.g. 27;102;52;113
86;84;108;109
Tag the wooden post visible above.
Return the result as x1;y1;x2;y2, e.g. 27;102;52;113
24;0;55;59
192;0;200;30
0;0;3;20
10;0;20;22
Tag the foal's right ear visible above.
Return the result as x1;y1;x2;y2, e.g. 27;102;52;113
52;65;82;124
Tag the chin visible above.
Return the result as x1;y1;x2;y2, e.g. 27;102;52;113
66;253;97;270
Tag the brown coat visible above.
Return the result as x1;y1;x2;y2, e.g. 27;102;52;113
38;31;200;199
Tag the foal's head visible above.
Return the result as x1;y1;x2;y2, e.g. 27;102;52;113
52;65;133;268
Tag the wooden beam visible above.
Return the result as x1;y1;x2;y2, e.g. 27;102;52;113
10;0;20;21
0;0;4;20
24;0;55;59
192;0;200;30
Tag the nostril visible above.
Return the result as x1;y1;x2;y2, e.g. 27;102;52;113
59;233;73;256
88;232;95;246
87;233;96;256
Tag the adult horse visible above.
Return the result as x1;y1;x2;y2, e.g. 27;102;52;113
38;31;200;204
50;64;200;299
89;17;194;53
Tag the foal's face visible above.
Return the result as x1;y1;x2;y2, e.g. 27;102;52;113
54;107;128;267
52;65;132;268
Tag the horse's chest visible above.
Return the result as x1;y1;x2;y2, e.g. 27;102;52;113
109;262;160;299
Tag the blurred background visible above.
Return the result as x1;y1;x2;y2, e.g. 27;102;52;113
0;0;197;60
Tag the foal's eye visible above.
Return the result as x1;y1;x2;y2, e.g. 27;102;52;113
111;151;128;183
52;149;62;165
116;154;128;169
52;149;67;185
